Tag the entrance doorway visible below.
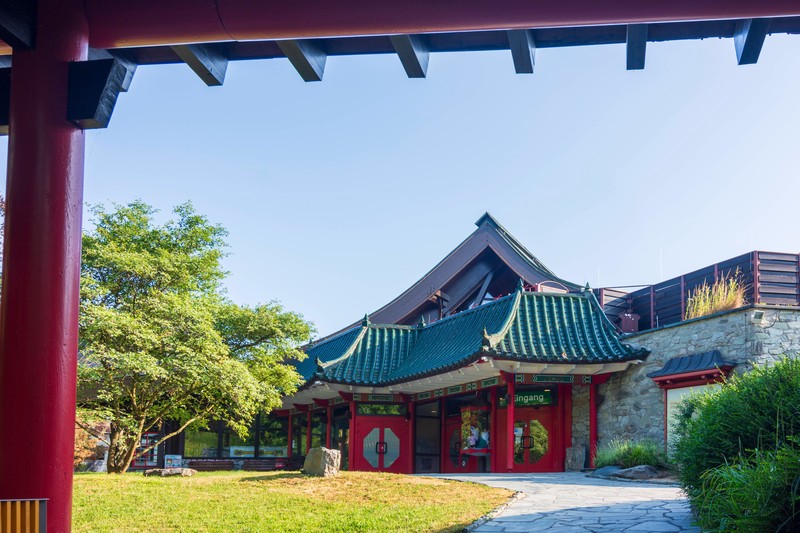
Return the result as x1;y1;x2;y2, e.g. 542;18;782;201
330;407;350;470
497;407;562;472
351;404;408;473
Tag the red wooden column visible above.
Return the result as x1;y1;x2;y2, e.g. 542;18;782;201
0;0;89;531
348;400;356;469
489;387;498;472
287;415;294;459
325;406;332;448
306;412;312;453
505;374;516;472
589;382;598;468
406;400;415;473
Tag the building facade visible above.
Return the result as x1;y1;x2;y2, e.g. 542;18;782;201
160;215;800;474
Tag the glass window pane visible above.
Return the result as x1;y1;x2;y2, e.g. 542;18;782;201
311;413;325;448
416;401;439;417
222;428;256;458
184;429;219;458
259;417;288;457
357;403;406;416
415;417;440;455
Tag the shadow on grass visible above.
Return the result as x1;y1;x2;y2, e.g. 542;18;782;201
238;471;305;483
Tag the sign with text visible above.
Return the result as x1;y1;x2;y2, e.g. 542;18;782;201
500;390;553;407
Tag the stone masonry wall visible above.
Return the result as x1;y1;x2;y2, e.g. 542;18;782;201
596;307;800;449
568;384;590;469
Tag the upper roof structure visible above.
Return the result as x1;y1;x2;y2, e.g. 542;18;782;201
316;213;580;342
303;284;647;387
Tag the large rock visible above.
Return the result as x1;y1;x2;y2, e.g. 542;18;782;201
611;465;660;480
143;468;197;477
565;445;586;471
592;465;622;478
302;447;340;477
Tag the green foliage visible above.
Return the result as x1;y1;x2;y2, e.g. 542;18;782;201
694;443;800;532
672;358;800;531
78;201;313;473
684;270;747;320
594;439;667;469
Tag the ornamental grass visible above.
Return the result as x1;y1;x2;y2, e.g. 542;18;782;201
684;269;747;320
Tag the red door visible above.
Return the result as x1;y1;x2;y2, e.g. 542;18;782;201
352;415;408;473
497;407;562;472
441;416;478;473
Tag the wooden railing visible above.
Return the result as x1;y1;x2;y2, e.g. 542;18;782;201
598;251;800;332
0;499;46;533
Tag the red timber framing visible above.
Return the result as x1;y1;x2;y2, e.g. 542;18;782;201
588;374;612;468
1;3;796;531
0;1;88;530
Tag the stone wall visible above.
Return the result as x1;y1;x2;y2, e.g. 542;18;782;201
597;307;800;449
569;385;590;469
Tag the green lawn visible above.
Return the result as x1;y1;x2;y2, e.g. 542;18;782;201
73;471;512;532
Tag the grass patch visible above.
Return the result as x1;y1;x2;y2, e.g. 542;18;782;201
595;439;667;469
73;470;512;532
684;270;747;320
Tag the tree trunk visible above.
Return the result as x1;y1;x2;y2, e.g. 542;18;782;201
106;423;141;474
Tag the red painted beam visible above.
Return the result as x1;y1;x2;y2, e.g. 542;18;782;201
506;376;515;472
0;0;88;531
85;1;800;49
589;383;598;468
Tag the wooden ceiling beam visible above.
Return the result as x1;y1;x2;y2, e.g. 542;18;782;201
734;18;770;65
507;29;535;74
0;0;34;50
277;39;326;81
171;43;228;86
67;58;134;129
389;34;429;78
626;24;648;70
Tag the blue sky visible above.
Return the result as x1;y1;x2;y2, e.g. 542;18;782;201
2;34;799;336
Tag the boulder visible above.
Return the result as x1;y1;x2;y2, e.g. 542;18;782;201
611;465;660;480
302;447;341;477
564;445;586;471
592;465;622;477
143;468;197;477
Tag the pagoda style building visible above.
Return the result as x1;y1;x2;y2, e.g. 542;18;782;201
272;213;647;474
167;214;799;475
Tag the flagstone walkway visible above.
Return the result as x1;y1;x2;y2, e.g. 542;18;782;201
429;473;700;532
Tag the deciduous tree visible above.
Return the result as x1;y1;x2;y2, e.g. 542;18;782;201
78;201;311;473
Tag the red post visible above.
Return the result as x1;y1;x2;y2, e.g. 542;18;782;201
407;401;415;473
287;414;294;459
306;412;312;453
0;1;88;531
489;387;498;472
348;400;356;469
325;406;332;449
439;400;446;472
589;382;598;468
506;376;515;472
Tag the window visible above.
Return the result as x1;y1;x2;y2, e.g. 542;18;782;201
259;417;288;458
184;429;220;458
357;403;407;416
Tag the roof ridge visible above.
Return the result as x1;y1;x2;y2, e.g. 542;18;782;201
317;325;369;370
482;286;523;348
422;291;516;330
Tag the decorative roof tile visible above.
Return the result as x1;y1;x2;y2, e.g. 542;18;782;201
646;350;735;379
299;285;647;386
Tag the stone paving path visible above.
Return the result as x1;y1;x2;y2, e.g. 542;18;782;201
429;473;700;532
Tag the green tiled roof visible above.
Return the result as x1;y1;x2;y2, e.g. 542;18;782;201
300;286;647;386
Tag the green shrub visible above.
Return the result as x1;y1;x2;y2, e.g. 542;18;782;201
595;439;667;469
672;357;800;498
672;357;800;531
694;443;800;532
